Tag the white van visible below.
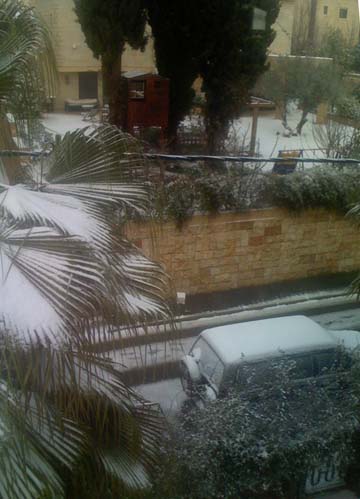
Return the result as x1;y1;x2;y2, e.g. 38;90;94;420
180;315;360;495
180;315;360;400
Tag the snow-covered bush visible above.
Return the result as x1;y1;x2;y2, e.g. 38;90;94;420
150;165;268;225
267;169;360;213
149;357;360;499
149;168;360;224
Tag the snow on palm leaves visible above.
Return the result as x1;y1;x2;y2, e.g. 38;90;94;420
0;0;170;495
0;125;170;342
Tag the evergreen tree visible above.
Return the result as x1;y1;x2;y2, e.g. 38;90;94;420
148;0;279;153
146;1;200;142
74;0;147;127
195;0;279;153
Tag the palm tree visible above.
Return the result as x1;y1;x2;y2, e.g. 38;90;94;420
0;0;56;181
0;1;171;497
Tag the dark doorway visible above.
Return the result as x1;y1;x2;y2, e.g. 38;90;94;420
79;72;98;99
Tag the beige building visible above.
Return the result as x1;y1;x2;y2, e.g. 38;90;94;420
270;0;360;55
270;0;296;54
30;0;157;111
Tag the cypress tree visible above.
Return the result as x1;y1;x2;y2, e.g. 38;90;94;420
196;0;279;153
148;0;279;153
74;0;147;127
146;1;200;142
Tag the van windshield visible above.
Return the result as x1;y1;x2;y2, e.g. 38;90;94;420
192;338;225;390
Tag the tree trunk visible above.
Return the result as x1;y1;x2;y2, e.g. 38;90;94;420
205;114;228;155
0;117;20;184
296;108;309;135
281;101;295;135
102;49;125;129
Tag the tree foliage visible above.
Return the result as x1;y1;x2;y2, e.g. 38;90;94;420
147;0;279;152
259;57;343;134
74;0;147;126
145;1;199;141
196;0;279;153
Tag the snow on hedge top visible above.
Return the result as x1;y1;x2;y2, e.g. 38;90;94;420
201;315;335;365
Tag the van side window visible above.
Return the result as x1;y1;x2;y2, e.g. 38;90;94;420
290;355;313;379
314;351;336;375
314;349;352;375
235;361;271;387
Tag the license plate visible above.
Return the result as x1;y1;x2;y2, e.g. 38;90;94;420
305;457;345;494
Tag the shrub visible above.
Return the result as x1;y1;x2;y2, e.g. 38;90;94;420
149;358;360;499
149;168;360;225
268;169;360;213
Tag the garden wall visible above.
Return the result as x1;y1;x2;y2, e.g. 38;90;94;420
125;208;360;296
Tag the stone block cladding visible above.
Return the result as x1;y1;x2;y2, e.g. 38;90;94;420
125;208;360;296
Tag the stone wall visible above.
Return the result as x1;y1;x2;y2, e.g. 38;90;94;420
125;208;360;296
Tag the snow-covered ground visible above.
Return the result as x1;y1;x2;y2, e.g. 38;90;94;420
41;108;336;161
41;112;95;136
231;111;323;159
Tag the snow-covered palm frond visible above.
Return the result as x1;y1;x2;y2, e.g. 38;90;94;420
0;126;171;340
0;1;169;496
1;127;150;247
107;249;170;321
0;224;107;340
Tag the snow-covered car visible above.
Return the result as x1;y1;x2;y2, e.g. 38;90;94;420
180;315;360;401
180;315;360;495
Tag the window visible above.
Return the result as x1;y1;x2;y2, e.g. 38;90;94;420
323;5;328;15
129;80;145;100
314;351;336;376
78;72;98;99
314;349;352;375
339;8;348;18
289;355;314;380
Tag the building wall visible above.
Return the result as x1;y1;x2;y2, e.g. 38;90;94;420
315;0;360;45
271;0;359;56
269;0;295;55
291;0;359;52
31;0;156;110
125;208;360;296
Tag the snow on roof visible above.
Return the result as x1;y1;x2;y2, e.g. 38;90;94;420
122;70;152;79
200;315;336;365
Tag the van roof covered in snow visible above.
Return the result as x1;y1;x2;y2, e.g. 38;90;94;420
200;315;336;365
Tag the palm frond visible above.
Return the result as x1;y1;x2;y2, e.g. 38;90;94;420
0;340;165;492
0;183;110;245
0;0;56;107
0;126;172;341
0;225;107;340
0;380;84;499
